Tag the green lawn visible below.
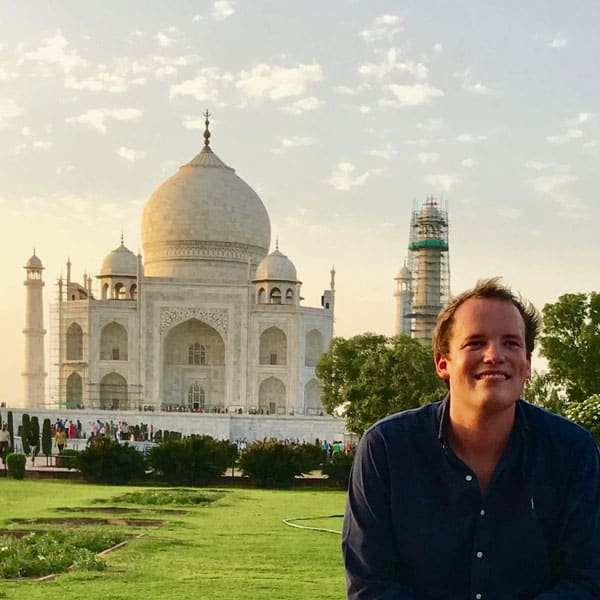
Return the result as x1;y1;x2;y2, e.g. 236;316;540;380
0;479;347;599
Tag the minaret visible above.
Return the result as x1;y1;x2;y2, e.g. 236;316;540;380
393;264;413;336
23;250;47;408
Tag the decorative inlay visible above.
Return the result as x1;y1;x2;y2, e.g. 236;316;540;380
160;307;228;335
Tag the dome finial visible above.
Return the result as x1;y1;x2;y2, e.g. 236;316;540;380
203;109;212;147
275;236;279;251
121;232;124;245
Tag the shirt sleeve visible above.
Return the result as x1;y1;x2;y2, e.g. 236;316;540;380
342;428;416;600
532;433;600;599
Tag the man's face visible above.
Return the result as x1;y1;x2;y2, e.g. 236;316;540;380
434;298;531;415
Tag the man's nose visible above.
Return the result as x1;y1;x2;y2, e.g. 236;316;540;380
483;341;505;363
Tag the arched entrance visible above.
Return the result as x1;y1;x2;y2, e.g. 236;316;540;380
100;372;128;410
258;377;286;415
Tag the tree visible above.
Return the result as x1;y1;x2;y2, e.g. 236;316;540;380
523;370;566;416
21;414;31;455
539;292;600;403
42;418;53;465
316;333;445;435
29;416;40;463
7;411;14;452
565;395;600;445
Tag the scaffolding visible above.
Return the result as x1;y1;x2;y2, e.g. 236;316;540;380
404;197;450;343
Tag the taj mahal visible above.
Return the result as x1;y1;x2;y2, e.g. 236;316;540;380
22;114;342;441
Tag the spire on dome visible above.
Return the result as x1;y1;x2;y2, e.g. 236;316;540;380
275;237;279;251
121;232;124;245
203;109;212;148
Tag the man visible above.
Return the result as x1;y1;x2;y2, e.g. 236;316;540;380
343;278;600;599
0;424;9;463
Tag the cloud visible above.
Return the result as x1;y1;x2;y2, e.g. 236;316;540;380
359;48;428;80
546;128;583;144
359;105;372;114
456;133;487;143
425;173;460;191
496;207;521;219
360;14;402;43
417;118;442;132
548;34;567;48
0;97;24;127
417;152;440;164
334;83;371;96
433;43;444;53
213;1;236;20
280;136;316;148
182;115;208;130
116;146;148;162
531;174;576;194
329;162;370;190
461;158;476;168
65;71;128;93
457;68;493;95
280;96;322;115
21;32;87;73
369;144;397;160
235;63;322;100
525;160;553;170
66;108;142;134
32;140;53;150
170;68;231;103
156;32;175;47
381;83;444;107
193;15;204;22
565;112;595;126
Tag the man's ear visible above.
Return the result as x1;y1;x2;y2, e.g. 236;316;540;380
434;354;450;382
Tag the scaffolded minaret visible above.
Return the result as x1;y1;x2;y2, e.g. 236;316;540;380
394;197;450;343
23;250;47;407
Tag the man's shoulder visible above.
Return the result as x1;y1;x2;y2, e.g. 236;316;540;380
364;401;443;440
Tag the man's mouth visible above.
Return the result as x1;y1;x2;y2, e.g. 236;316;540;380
475;372;509;381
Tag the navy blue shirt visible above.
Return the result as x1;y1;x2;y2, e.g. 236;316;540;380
343;398;600;599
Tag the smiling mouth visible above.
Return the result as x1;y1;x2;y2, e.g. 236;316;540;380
475;372;509;381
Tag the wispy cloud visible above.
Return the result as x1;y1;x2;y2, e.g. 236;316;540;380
360;15;402;44
417;118;442;132
334;83;371;96
272;136;317;154
417;152;440;164
32;140;53;150
497;207;521;219
426;173;460;191
548;34;567;49
329;162;370;190
456;133;487;143
156;31;175;47
236;63;322;100
381;83;444;107
21;32;87;73
531;173;576;194
0;97;24;128
170;68;232;104
457;68;494;95
461;158;476;168
65;71;128;93
280;96;322;115
213;1;236;20
66;108;142;134
359;48;428;80
565;112;595;127
116;146;147;162
546;128;583;144
369;144;397;160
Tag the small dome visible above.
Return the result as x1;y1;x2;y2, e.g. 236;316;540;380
25;253;43;269
255;249;298;282
100;242;138;277
396;265;411;280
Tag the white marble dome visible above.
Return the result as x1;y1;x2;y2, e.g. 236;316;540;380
100;242;137;277
255;248;298;282
25;253;43;270
141;143;271;281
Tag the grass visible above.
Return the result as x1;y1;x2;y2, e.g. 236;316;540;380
0;479;347;599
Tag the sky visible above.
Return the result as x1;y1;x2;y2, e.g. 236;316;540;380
2;1;599;405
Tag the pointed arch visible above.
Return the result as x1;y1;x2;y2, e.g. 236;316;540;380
304;379;323;415
269;287;282;304
66;372;82;408
100;321;128;361
66;322;83;360
258;377;286;414
305;329;324;367
100;372;128;410
259;326;287;365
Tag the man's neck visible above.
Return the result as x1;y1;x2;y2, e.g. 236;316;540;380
447;401;516;491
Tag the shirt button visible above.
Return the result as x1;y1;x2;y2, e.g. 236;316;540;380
465;474;473;482
476;551;483;559
475;594;482;599
480;509;485;516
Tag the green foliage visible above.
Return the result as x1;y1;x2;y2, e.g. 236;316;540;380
6;453;26;479
294;442;326;474
523;370;566;415
29;416;40;458
540;292;600;403
77;438;145;484
565;394;600;444
321;449;355;489
103;489;224;506
0;529;126;579
21;413;31;455
238;439;303;488
41;418;52;459
7;411;14;452
56;448;80;469
147;435;232;486
316;333;446;435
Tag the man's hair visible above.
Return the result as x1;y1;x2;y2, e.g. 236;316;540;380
432;277;541;359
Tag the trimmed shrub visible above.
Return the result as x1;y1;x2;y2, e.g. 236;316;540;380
321;449;355;489
56;448;80;469
238;440;303;488
41;418;52;463
6;453;26;479
147;435;232;486
294;442;326;474
77;438;145;485
8;411;14;452
21;414;31;455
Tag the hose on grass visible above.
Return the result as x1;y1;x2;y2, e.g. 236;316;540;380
283;514;344;535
